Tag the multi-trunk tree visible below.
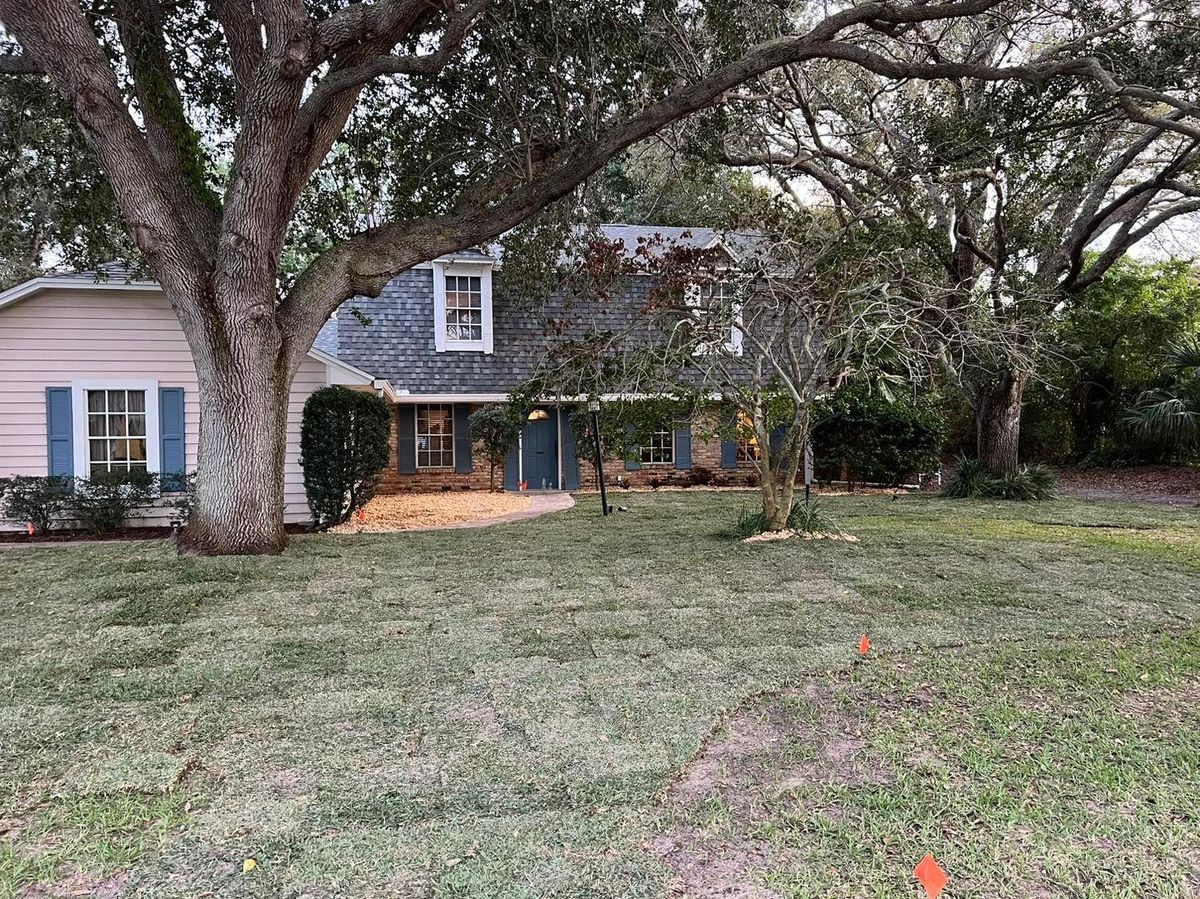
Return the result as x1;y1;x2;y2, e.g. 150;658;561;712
719;1;1200;475
0;0;1177;552
518;220;966;531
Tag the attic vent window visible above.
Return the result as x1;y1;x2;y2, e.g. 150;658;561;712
433;261;494;354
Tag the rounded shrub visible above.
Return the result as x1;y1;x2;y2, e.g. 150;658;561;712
942;457;1059;501
300;387;393;529
812;389;947;487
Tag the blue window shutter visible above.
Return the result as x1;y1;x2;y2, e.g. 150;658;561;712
674;424;692;470
45;387;73;478
720;440;739;468
397;406;417;473
721;407;739;468
503;440;520;490
624;425;641;471
158;388;185;490
562;411;580;490
770;425;788;466
454;404;472;473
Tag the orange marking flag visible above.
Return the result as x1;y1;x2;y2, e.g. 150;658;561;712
914;853;949;899
858;633;870;656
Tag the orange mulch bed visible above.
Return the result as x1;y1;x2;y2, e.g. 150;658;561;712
329;492;532;533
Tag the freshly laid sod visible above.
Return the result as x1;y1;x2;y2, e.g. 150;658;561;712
0;492;1197;898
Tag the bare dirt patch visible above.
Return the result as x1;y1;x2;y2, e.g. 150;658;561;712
655;678;889;898
18;870;129;898
329;491;531;533
1057;465;1200;506
1119;678;1200;722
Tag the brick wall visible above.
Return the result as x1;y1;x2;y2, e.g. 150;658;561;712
376;402;764;494
575;431;761;489
377;403;498;493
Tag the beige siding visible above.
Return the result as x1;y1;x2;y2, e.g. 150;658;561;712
0;287;330;525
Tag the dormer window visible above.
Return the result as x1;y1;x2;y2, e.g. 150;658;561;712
433;261;493;353
686;280;743;356
445;275;483;341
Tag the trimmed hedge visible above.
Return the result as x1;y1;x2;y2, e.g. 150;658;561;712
0;470;160;534
300;387;393;528
812;390;947;487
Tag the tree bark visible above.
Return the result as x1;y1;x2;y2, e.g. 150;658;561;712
758;414;806;531
975;369;1028;477
760;469;797;531
175;291;293;555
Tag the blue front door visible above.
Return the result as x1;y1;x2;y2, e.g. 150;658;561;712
522;411;559;489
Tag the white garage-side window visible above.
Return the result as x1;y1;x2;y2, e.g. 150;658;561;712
86;389;149;476
71;380;161;479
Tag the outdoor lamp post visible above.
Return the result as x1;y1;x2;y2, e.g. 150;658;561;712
588;398;610;516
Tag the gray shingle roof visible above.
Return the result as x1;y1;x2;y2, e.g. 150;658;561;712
324;223;754;393
313;316;339;355
328;268;663;394
51;262;154;284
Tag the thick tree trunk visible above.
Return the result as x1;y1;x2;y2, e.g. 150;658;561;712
975;370;1028;477
176;294;294;556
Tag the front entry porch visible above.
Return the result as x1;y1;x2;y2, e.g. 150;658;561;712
504;404;581;492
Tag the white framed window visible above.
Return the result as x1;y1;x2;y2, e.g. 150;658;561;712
433;262;494;353
71;380;161;479
640;428;675;465
417;403;455;468
687;280;743;355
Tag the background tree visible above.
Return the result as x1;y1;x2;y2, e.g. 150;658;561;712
0;0;1163;554
1021;257;1200;463
300;387;392;529
719;0;1200;476
1123;335;1200;459
0;73;130;288
468;404;521;491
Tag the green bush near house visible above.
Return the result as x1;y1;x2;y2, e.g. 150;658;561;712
0;471;161;535
70;469;159;535
811;389;947;486
0;475;73;533
468;404;523;491
300;386;393;529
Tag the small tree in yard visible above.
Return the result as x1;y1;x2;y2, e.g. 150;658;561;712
301;387;392;529
518;222;965;531
469;405;521;491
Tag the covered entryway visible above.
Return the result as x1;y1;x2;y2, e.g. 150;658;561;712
504;405;580;491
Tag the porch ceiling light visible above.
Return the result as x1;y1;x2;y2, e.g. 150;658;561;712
527;409;550;421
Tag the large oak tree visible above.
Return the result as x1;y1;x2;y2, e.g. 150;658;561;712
0;0;1165;553
720;0;1200;474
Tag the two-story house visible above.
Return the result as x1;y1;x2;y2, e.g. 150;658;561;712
0;225;761;525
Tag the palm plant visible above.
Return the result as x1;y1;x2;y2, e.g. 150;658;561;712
1122;336;1200;457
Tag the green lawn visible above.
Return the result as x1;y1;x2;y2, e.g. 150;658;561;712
0;492;1197;898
